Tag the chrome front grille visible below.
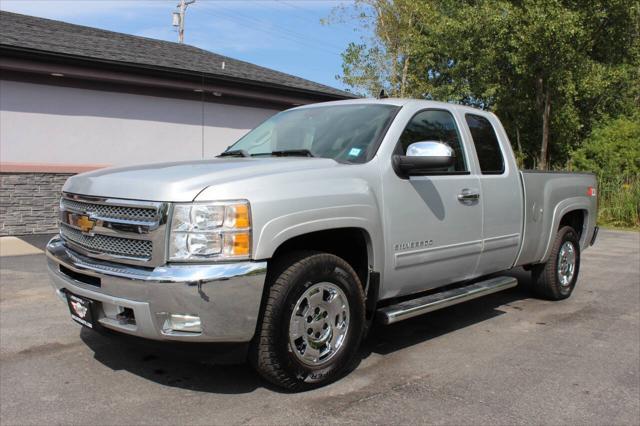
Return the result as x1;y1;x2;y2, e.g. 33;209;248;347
60;224;153;259
59;193;168;267
61;198;157;223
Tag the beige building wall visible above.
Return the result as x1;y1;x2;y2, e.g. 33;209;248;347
0;79;279;168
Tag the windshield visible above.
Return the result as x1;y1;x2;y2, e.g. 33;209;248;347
226;104;400;163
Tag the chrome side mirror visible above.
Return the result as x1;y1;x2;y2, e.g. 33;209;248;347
393;141;456;176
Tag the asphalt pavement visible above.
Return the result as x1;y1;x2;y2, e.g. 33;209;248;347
0;230;638;425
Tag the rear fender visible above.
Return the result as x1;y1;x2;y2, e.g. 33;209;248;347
540;197;591;263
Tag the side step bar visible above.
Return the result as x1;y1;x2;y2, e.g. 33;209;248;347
376;276;518;325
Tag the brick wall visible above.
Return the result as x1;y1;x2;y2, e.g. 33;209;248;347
0;172;74;235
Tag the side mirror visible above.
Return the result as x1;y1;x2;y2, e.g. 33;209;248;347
393;141;455;176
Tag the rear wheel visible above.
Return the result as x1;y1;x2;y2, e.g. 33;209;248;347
250;251;365;391
531;226;581;300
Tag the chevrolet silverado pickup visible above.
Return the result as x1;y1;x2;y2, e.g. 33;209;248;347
46;99;598;390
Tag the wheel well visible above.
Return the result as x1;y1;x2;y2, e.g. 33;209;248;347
559;210;586;239
269;228;370;289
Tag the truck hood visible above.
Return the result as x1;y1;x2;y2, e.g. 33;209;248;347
63;158;340;202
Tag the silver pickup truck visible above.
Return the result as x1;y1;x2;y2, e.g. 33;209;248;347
46;99;598;390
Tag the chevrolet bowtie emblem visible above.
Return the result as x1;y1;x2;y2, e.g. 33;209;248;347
75;215;96;233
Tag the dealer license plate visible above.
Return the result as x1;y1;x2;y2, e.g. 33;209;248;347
66;292;95;329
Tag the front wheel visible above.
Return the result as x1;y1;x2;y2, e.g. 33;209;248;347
531;226;581;300
250;251;365;391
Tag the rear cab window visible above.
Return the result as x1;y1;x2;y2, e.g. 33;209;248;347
465;114;505;174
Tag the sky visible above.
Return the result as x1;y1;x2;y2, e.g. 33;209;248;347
0;0;365;90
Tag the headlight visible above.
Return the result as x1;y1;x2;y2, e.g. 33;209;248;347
168;201;251;261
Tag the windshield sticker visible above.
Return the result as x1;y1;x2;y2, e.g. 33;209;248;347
348;148;362;157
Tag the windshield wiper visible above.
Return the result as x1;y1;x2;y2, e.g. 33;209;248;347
220;149;315;158
266;149;315;158
218;149;250;158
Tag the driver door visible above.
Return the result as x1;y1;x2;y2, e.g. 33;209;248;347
381;109;483;298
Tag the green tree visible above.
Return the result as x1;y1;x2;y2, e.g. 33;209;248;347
571;114;640;227
571;114;640;178
325;0;420;97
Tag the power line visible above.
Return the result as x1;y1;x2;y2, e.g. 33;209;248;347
217;6;345;52
196;7;345;56
274;0;328;27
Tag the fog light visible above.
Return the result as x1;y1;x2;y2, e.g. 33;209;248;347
162;314;202;333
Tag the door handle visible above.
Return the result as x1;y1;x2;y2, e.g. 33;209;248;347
457;189;480;202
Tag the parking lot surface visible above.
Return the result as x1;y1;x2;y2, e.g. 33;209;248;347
1;230;638;425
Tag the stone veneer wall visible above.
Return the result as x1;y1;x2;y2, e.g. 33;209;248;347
0;172;74;235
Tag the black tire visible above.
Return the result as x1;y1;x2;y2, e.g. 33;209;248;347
531;226;581;300
250;251;365;391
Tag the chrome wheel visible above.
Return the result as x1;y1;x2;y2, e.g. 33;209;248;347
557;241;576;287
288;282;350;367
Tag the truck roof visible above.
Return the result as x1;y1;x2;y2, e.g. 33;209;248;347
294;98;492;116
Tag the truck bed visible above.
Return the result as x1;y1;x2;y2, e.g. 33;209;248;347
515;170;598;267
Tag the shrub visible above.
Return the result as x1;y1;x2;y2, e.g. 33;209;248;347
571;114;640;228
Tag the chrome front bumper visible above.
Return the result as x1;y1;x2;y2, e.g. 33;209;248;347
46;237;267;342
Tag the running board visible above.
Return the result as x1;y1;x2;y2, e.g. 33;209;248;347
376;276;518;325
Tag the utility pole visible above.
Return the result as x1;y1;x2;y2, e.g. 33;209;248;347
172;0;196;43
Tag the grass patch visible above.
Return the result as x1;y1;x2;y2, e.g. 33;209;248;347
597;174;639;230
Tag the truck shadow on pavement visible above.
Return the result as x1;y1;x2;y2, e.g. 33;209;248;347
361;268;532;358
79;329;263;394
80;268;534;394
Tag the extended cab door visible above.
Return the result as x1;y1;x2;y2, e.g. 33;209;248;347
463;113;523;275
381;108;483;299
